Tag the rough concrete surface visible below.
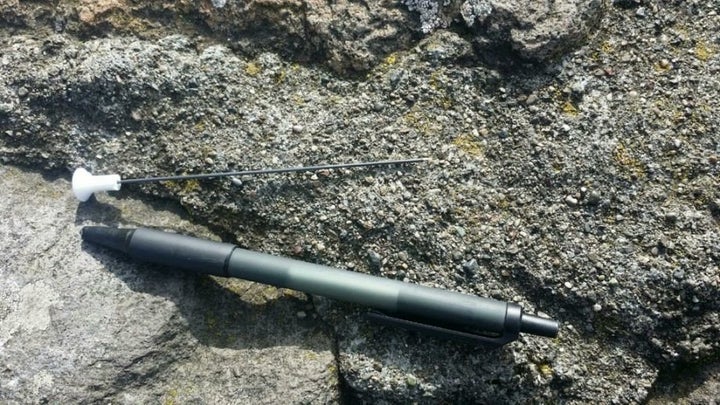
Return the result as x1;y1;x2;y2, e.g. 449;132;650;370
1;0;720;403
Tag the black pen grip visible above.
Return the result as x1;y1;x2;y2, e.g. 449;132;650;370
127;228;236;276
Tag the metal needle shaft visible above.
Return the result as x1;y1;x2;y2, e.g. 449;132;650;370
119;158;427;185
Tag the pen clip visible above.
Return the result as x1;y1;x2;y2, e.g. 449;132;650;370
365;311;518;348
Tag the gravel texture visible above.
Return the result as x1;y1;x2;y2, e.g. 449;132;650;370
1;0;720;403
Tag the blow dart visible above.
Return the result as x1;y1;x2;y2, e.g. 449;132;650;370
71;158;428;201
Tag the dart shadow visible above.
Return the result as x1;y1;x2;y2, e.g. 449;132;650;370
212;162;427;235
73;195;126;226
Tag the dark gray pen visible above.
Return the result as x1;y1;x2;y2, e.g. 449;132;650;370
82;226;559;347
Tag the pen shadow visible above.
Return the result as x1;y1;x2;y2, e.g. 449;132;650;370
320;300;547;402
74;190;532;399
81;240;333;352
75;199;334;353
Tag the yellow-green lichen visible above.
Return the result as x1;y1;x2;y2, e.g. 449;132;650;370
452;133;484;157
613;142;646;178
383;52;398;67
538;363;553;378
193;119;207;132
245;61;261;76
181;179;200;193
562;101;578;116
600;40;614;54
292;93;305;106
695;40;713;61
162;388;178;405
399;108;442;136
162;179;201;194
274;69;287;84
654;59;672;73
428;69;443;90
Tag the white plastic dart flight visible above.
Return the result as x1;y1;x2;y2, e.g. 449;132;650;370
71;158;427;202
72;168;121;202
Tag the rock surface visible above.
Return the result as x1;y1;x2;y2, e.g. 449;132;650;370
406;0;605;60
2;0;720;403
0;0;604;72
0;166;338;403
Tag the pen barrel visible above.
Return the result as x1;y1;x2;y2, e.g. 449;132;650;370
227;248;511;335
101;228;558;339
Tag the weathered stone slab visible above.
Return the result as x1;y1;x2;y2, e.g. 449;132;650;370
0;166;339;404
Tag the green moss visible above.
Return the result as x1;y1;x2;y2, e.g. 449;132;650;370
206;314;217;330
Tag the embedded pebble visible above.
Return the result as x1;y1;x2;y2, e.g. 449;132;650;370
462;258;478;274
367;250;382;269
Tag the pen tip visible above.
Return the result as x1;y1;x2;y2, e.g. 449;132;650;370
520;313;560;338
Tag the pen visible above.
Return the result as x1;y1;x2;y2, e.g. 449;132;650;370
82;226;559;347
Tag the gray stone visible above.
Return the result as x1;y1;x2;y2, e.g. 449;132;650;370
0;166;339;404
462;258;479;274
367;250;383;269
2;0;720;401
1;0;603;73
404;0;606;59
418;30;474;63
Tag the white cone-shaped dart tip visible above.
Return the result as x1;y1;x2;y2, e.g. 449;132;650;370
72;168;121;202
